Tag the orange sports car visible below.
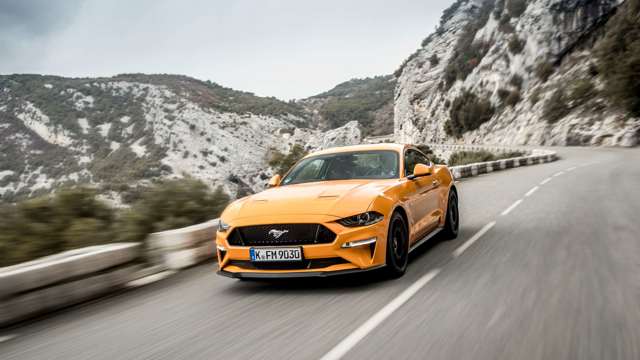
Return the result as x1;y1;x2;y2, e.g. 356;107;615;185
216;143;458;279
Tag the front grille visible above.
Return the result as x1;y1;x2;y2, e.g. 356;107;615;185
227;224;336;246
228;258;347;270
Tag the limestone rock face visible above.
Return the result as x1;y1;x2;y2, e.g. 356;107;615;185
394;0;638;147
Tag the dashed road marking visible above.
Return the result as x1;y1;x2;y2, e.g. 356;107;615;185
0;334;17;343
320;269;442;360
525;186;539;197
566;166;577;172
553;171;564;177
501;199;523;216
540;177;552;185
453;221;497;258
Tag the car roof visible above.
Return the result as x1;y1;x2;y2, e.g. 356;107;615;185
303;143;409;158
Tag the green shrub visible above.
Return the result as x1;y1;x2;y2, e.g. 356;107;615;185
568;78;596;106
448;149;525;166
117;178;230;243
509;74;524;89
0;188;116;267
505;89;522;107
544;88;571;123
508;37;526;54
268;144;307;175
530;87;542;105
430;54;440;67
445;90;495;138
506;0;528;17
596;0;640;116
444;1;494;88
535;62;555;82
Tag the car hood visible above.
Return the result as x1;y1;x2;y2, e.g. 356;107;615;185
223;179;397;221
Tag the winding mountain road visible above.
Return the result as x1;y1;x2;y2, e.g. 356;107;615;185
2;147;640;360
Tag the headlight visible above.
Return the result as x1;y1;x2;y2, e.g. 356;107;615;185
217;218;230;232
337;211;384;227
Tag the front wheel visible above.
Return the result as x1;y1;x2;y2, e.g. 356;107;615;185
441;190;459;240
384;212;409;278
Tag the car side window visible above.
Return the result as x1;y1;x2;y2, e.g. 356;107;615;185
404;150;418;177
404;149;431;177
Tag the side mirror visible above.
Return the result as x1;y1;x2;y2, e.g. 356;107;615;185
268;174;281;187
409;163;432;180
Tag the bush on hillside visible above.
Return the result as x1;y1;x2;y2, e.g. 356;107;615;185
596;0;640;116
508;36;526;54
444;1;494;88
268;144;307;176
445;90;495;138
448;149;525;166
543;88;571;123
116;178;229;243
535;61;555;82
506;0;528;17
0;188;116;267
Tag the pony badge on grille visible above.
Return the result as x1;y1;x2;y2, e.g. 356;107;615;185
268;229;289;239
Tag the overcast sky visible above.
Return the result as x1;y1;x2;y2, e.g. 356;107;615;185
0;0;453;100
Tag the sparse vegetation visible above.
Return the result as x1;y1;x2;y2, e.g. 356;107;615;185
444;0;494;88
530;87;542;105
568;78;597;106
309;76;395;136
430;54;440;67
595;0;640;117
448;149;525;166
508;36;525;54
268;144;307;175
506;0;528;18
0;179;230;267
535;62;555;82
543;88;571;123
445;90;495;138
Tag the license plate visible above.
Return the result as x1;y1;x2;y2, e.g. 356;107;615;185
250;247;303;262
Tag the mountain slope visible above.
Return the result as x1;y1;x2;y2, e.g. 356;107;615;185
300;75;396;137
394;0;640;147
0;74;361;203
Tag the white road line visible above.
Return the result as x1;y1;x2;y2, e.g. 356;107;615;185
553;171;564;177
540;177;552;185
320;269;442;360
452;221;496;258
566;166;577;172
501;199;523;216
0;334;17;343
525;186;539;197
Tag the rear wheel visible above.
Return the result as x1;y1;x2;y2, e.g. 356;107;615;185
384;212;409;278
441;190;459;240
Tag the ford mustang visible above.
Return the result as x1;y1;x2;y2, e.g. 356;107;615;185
216;143;459;279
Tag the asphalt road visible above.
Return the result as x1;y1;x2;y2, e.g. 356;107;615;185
2;147;640;360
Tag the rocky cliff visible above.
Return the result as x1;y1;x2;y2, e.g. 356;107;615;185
394;0;640;147
0;74;361;203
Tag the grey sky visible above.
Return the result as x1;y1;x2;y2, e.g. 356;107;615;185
0;0;454;100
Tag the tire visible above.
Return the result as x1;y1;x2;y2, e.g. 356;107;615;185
384;211;409;278
441;190;459;240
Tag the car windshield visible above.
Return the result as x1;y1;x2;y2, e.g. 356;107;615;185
281;150;399;186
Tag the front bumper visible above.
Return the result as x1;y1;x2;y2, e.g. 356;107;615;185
217;265;385;279
216;215;389;278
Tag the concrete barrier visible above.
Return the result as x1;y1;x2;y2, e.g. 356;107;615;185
446;146;558;180
146;219;219;270
0;243;141;326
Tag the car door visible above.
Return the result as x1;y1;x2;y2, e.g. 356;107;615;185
402;149;439;244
